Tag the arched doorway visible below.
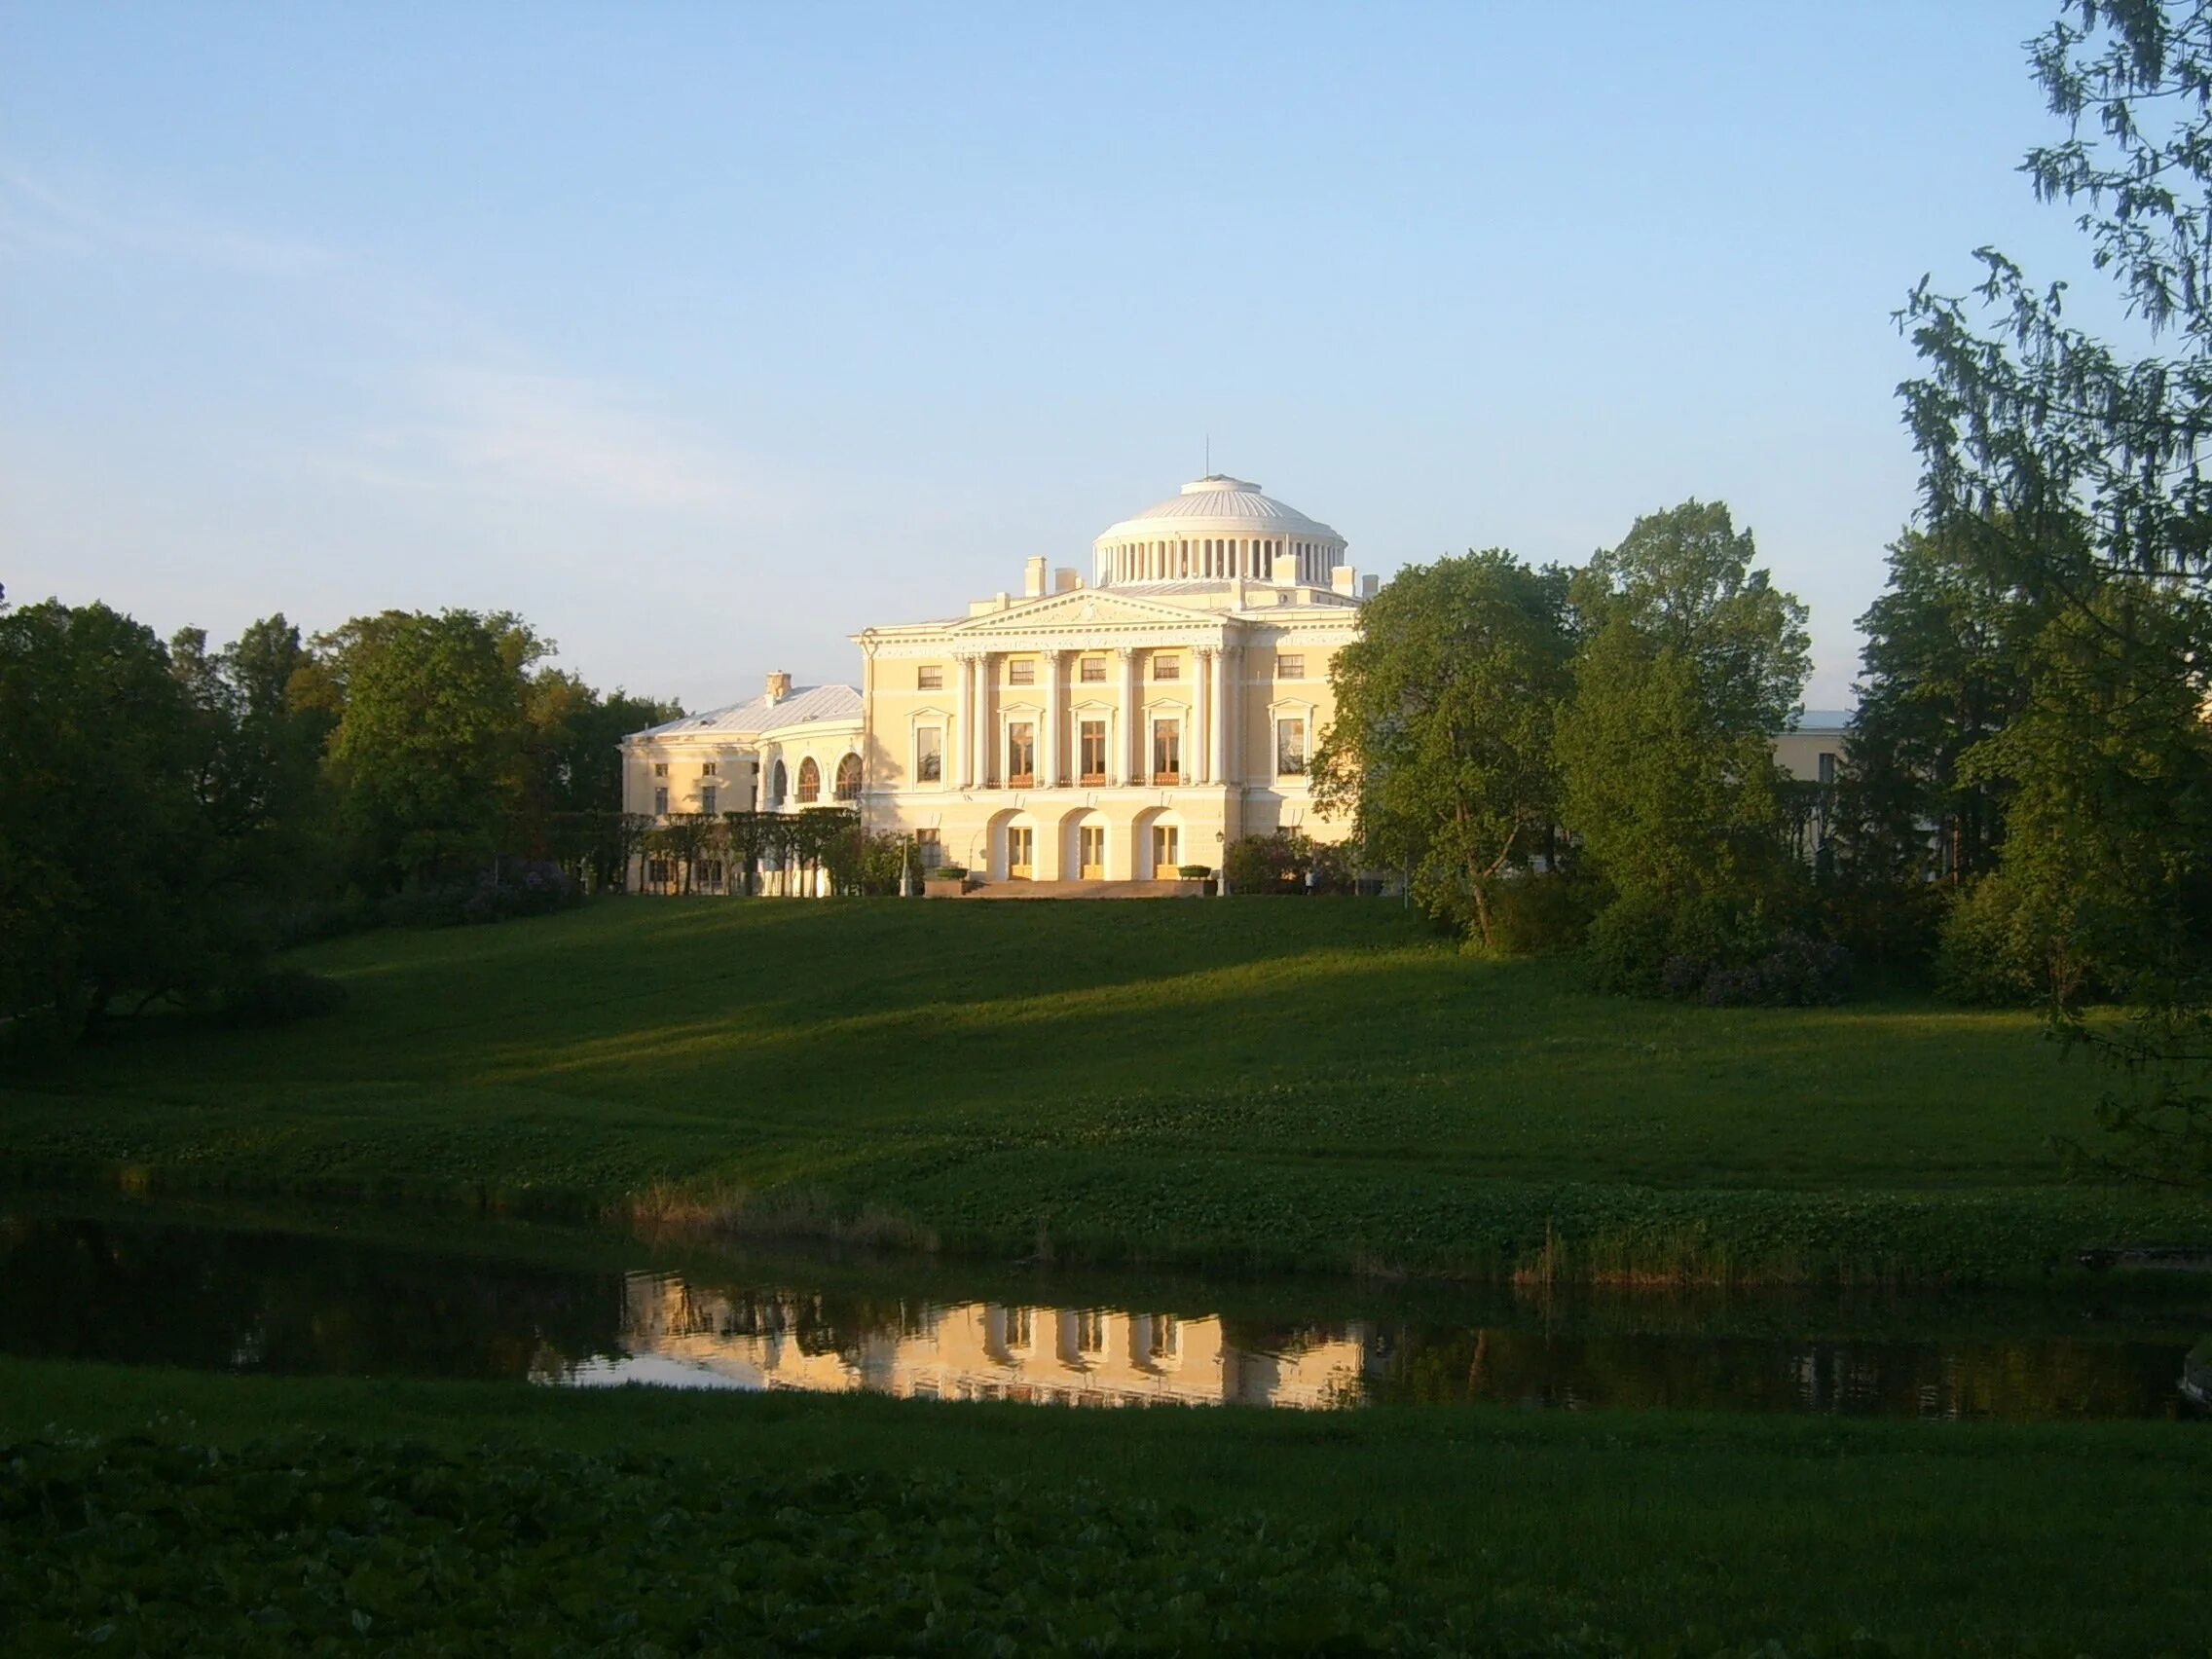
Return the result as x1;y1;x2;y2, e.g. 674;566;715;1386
1131;808;1185;880
1062;807;1109;880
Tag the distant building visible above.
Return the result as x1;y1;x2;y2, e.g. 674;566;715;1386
1771;710;1850;790
621;475;1371;890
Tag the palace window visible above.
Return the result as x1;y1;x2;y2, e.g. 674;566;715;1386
1008;659;1034;685
796;756;821;803
916;725;942;782
1004;1307;1034;1349
1080;656;1105;682
1276;718;1308;777
1276;654;1305;680
1151;824;1180;875
1153;655;1180;681
1152;719;1181;784
1007;720;1036;786
700;785;718;815
693;859;723;891
652;761;668;777
1074;1309;1105;1356
646;858;674;888
1148;1315;1180;1362
1818;752;1836;787
917;665;942;690
652;786;669;815
769;760;788;806
834;753;862;801
915;828;941;865
701;761;718;776
1079;719;1107;784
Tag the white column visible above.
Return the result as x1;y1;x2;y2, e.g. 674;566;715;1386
1193;648;1213;785
1112;646;1136;787
973;653;992;787
1219;647;1238;783
954;654;975;789
1043;649;1064;788
1207;646;1227;785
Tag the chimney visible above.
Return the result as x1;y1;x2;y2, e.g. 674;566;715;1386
1023;555;1048;599
1053;566;1080;593
1331;565;1357;597
1272;552;1300;585
764;670;792;704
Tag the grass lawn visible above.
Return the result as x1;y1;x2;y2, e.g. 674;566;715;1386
4;1357;2209;1654
4;898;2206;1280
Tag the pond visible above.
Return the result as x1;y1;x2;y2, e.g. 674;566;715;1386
3;1203;2207;1420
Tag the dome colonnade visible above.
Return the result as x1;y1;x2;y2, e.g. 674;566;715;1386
1092;475;1348;589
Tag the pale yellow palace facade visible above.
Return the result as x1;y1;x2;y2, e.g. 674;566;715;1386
622;475;1373;888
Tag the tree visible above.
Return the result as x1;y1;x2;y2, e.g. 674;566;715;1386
1841;529;2043;886
325;609;540;889
0;601;234;1036
1312;551;1572;947
1899;1;2212;1182
169;614;336;912
1555;501;1812;990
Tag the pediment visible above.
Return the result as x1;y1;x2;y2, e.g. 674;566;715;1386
948;588;1217;635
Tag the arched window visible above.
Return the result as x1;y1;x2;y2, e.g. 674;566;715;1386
769;759;788;806
796;756;821;803
833;753;862;801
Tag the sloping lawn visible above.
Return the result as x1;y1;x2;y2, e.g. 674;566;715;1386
5;899;2203;1278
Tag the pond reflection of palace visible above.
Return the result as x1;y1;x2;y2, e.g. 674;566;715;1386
2;1214;2202;1420
557;1274;1372;1408
541;1271;2207;1419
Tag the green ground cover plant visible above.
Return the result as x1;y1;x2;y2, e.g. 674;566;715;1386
3;1358;2208;1655
4;900;2206;1281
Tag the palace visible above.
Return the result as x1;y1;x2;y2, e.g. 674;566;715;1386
622;474;1373;890
620;474;1851;893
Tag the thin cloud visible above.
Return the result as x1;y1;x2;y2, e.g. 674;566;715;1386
401;364;745;513
0;165;334;276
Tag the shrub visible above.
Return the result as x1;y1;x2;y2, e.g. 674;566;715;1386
379;862;583;930
1224;831;1356;895
1695;931;1853;1007
1588;892;1852;1006
272;890;374;949
1176;864;1212;879
931;865;967;880
220;970;348;1026
1581;895;1677;995
1936;869;2072;1006
1481;872;1599;957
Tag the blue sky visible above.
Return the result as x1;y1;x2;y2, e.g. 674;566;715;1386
2;2;2095;710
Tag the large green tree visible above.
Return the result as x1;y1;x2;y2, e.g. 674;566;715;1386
0;600;233;1036
1899;0;2212;1184
325;609;544;889
1312;550;1571;948
1839;527;2045;888
1555;501;1811;929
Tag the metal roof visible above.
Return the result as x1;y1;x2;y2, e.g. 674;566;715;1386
629;682;860;742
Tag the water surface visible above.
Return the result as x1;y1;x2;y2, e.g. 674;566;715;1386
3;1206;2205;1420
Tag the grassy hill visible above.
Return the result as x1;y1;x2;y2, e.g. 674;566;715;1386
5;897;2205;1280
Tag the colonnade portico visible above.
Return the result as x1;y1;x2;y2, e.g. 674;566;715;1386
940;640;1237;794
